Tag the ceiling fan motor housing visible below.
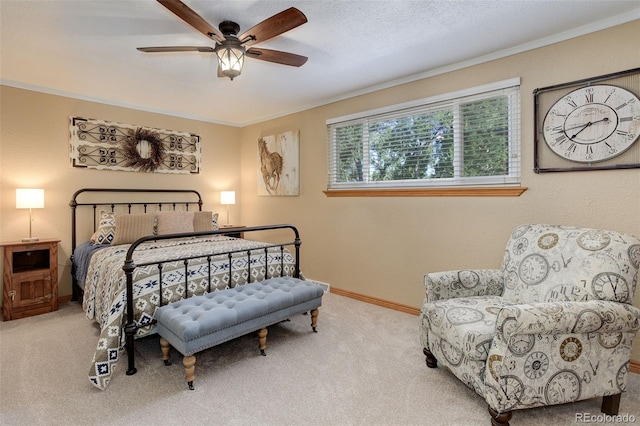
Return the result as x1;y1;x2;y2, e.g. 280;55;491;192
218;21;240;36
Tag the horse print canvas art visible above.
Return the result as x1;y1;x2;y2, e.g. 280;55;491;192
258;130;299;196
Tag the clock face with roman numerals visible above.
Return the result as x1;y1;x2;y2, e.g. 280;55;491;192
542;85;640;163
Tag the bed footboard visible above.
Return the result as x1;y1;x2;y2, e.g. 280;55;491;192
122;224;301;376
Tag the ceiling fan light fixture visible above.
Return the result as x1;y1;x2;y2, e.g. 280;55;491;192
215;43;245;80
140;2;308;79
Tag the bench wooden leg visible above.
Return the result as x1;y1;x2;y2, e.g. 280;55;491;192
160;337;172;366
183;355;196;390
311;308;319;332
258;328;268;356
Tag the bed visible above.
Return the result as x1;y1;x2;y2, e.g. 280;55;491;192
70;188;301;390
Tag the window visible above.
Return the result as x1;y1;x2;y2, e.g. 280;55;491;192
327;79;521;191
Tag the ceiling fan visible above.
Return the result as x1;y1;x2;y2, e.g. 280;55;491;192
137;0;308;80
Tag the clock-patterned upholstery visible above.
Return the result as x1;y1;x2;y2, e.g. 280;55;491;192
420;224;640;422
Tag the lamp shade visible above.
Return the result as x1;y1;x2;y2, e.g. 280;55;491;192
16;188;44;209
220;191;236;205
215;44;245;80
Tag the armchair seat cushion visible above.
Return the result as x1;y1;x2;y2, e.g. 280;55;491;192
424;295;517;361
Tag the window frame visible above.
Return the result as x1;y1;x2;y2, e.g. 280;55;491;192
326;78;525;196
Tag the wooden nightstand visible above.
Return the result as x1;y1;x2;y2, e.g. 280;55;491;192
219;225;246;239
1;239;60;321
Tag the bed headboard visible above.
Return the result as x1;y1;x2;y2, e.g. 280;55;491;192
69;188;203;253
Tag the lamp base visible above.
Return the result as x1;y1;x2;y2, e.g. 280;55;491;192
21;237;39;242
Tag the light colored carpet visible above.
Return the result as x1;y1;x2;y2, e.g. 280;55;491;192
1;292;638;426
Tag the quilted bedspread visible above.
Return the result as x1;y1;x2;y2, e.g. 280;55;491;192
82;236;297;390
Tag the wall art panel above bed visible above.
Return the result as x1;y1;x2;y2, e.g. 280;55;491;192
69;117;201;174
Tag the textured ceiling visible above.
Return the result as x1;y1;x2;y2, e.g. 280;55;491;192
1;1;639;126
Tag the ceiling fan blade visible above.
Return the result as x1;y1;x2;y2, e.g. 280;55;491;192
246;48;308;67
138;46;215;53
157;0;224;42
239;7;307;47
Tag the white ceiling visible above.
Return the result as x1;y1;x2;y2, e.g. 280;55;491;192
1;1;639;126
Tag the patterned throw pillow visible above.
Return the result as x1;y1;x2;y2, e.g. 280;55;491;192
94;211;116;245
212;212;219;230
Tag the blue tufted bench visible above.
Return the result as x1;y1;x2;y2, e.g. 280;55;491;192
155;276;324;389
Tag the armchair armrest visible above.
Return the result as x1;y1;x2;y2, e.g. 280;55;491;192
485;299;640;413
495;300;640;341
424;269;504;303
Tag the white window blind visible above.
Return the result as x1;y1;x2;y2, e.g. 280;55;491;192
327;80;521;190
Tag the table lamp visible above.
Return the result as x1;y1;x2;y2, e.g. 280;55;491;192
220;191;235;226
16;188;45;242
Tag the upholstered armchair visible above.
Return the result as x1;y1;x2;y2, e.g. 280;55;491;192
419;224;640;426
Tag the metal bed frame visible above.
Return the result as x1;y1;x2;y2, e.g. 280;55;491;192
70;188;301;375
70;188;204;299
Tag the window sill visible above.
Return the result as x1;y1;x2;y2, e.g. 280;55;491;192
323;187;528;197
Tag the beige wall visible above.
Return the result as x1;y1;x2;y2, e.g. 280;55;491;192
1;21;639;360
238;22;640;359
0;87;242;297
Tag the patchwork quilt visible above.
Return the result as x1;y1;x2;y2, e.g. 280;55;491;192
81;236;297;389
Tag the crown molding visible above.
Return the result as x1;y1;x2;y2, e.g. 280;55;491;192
3;11;638;128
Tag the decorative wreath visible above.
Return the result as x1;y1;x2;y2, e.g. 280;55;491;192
122;128;165;172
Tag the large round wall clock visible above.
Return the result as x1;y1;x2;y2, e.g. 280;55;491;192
534;68;640;173
542;85;640;163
